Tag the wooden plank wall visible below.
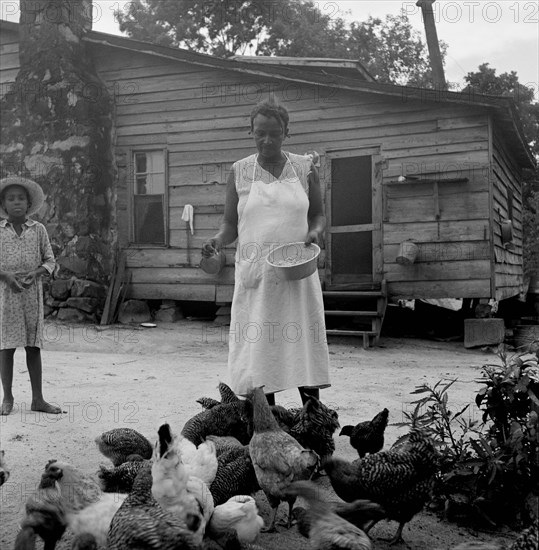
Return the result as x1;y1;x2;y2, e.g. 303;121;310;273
0;28;19;100
92;44;499;301
491;125;524;300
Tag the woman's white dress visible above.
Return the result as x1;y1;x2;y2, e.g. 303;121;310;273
228;152;330;395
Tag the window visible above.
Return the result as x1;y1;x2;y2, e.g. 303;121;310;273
132;150;166;244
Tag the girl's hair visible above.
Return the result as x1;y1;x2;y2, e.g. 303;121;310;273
0;184;32;210
250;99;290;137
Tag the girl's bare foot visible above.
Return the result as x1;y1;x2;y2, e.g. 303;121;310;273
31;399;61;414
1;400;14;415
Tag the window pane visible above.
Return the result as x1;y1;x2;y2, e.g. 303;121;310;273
136;176;147;195
134;195;165;244
135;153;146;174
145;172;165;195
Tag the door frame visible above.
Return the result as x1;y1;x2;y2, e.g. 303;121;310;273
324;145;384;289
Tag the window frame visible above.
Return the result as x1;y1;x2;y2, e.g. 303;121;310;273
128;148;169;247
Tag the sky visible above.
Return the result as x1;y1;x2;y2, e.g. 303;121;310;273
1;0;538;96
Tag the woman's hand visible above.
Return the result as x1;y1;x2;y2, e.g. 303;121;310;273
18;270;37;288
4;273;24;293
201;238;222;258
305;230;320;246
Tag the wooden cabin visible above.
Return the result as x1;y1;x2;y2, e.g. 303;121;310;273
1;21;535;340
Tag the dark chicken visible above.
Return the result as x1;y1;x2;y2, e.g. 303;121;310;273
98;455;149;493
325;427;439;545
339;408;389;458
95;428;153;466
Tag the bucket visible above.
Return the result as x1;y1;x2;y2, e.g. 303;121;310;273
396;241;419;265
514;324;539;352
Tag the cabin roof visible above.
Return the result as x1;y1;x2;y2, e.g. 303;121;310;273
0;19;535;168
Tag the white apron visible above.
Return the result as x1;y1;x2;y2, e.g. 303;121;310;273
228;152;330;395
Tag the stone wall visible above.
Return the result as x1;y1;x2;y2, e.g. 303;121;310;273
0;0;115;321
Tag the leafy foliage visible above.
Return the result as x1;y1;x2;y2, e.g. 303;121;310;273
399;348;539;528
114;1;444;86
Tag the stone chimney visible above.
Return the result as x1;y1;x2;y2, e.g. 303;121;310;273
416;0;447;90
0;0;116;322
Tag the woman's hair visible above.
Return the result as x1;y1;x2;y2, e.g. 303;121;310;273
250;99;290;137
0;184;32;209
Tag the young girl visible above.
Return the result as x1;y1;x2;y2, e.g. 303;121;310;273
0;176;60;415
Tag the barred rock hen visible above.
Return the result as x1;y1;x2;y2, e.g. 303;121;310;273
98;455;149;493
510;518;538;550
284;481;373;550
107;462;200;550
249;387;319;532
325;427;439;545
339;408;389;458
95;428;153;466
182;394;254;446
210;445;260;506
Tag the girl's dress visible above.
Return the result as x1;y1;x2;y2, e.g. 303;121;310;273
228;152;330;395
0;219;55;349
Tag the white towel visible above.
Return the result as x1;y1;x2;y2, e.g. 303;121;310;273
181;204;194;234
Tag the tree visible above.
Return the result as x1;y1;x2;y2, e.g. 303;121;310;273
347;14;448;86
115;1;442;86
464;63;539;278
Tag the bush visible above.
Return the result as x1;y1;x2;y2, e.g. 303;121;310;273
399;347;539;528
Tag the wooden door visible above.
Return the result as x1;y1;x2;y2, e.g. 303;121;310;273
325;147;383;289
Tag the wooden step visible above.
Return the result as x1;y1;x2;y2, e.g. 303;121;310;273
323;290;384;298
324;310;380;317
326;329;377;336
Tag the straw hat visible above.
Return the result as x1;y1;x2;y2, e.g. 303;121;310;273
0;176;45;218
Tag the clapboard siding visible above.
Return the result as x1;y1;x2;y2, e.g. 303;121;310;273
491;124;524;300
1;26;527;302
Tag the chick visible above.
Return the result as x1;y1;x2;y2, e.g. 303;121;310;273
208;495;264;544
95;428;153;466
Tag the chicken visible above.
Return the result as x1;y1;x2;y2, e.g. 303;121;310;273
15;460;126;550
510;519;538;550
198;397;221;410
71;533;98;550
210;445;260;506
325;427;439;545
95;427;153;466
292;499;387;538
151;423;210;543
284;481;373;550
207;495;264;543
206;435;244;455
248;386;319;532
339;408;389;457
182;397;254;446
107;462;200;550
288;397;340;466
0;448;9;486
98;455;149;493
178;436;218;486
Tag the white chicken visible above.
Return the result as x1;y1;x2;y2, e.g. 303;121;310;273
151;423;213;544
177;435;218;486
208;495;264;544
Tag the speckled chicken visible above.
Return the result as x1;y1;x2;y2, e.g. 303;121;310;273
284;481;373;550
339;408;389;457
107;462;200;550
325;427;439;545
209;445;260;506
510;519;538;550
182;395;254;446
249;387;319;532
98;454;148;493
95;428;153;466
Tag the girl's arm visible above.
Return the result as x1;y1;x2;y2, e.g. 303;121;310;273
306;163;326;245
201;170;239;256
38;224;56;275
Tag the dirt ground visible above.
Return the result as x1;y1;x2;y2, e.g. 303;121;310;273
0;319;521;549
